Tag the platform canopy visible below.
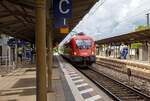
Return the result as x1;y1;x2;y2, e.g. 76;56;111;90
96;29;150;45
0;0;98;45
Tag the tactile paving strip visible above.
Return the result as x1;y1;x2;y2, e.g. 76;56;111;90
57;57;102;101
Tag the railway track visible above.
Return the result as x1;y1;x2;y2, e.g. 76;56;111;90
95;61;150;82
79;67;150;101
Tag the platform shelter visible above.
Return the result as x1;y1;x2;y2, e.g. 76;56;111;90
95;29;150;63
0;0;99;101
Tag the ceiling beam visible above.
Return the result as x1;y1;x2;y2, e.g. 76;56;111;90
6;0;35;10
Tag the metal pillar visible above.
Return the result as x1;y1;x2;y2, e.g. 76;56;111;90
99;47;101;56
146;13;150;28
148;42;150;63
113;46;115;58
24;45;26;60
29;44;31;63
15;39;18;66
128;43;131;59
8;47;12;66
35;0;47;100
46;0;53;92
104;45;106;57
115;46;117;58
47;29;53;91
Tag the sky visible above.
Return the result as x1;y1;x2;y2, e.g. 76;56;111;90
59;0;150;46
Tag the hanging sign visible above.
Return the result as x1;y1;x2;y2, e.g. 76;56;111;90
53;0;72;18
54;18;67;28
18;40;24;46
7;40;15;46
60;27;69;34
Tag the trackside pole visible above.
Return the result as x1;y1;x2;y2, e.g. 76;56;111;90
35;0;47;101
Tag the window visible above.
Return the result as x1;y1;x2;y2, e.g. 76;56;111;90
75;39;92;49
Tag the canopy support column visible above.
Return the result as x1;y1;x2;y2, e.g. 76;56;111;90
8;46;12;66
148;42;150;63
47;29;53;91
115;46;117;58
128;43;131;59
35;0;47;100
15;39;18;66
113;46;115;58
46;0;53;92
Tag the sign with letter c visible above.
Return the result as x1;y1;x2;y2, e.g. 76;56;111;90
53;0;72;18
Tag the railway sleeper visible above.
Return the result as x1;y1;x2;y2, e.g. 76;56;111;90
113;92;137;95
110;89;134;94
103;86;130;91
120;96;144;100
117;94;142;97
102;84;126;88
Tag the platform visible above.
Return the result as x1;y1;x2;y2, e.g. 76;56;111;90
0;55;113;101
0;65;36;101
96;56;150;79
96;55;150;66
56;55;113;101
95;55;150;92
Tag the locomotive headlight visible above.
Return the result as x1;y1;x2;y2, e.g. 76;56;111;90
92;51;95;55
74;51;77;55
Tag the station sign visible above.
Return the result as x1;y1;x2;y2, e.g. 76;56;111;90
18;40;24;46
60;27;69;34
7;39;15;46
54;18;67;28
110;42;121;46
53;0;72;18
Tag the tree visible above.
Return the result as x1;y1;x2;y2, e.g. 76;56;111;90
131;25;147;57
53;46;58;52
131;43;142;49
135;25;147;32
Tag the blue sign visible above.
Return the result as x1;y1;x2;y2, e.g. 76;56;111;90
54;18;67;28
53;0;72;18
8;40;16;46
18;40;24;46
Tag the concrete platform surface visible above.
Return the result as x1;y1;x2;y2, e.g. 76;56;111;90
56;55;113;101
0;56;114;101
0;65;36;101
0;64;66;101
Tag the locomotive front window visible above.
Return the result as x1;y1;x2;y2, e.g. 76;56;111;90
75;39;92;49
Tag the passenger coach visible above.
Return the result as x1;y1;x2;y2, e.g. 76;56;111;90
63;33;96;66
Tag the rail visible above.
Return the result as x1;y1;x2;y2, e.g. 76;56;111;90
78;67;150;101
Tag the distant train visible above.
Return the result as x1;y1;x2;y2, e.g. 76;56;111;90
62;33;96;66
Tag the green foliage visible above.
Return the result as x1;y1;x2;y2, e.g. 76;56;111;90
53;46;58;52
131;43;142;49
132;25;146;50
135;25;147;31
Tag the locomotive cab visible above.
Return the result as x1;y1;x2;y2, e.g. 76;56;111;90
71;36;96;65
63;34;96;66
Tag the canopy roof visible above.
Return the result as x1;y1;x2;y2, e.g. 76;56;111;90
0;0;98;45
96;29;150;45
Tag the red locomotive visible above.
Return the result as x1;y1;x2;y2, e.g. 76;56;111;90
62;33;95;66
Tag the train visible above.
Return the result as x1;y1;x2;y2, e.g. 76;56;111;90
61;33;96;66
